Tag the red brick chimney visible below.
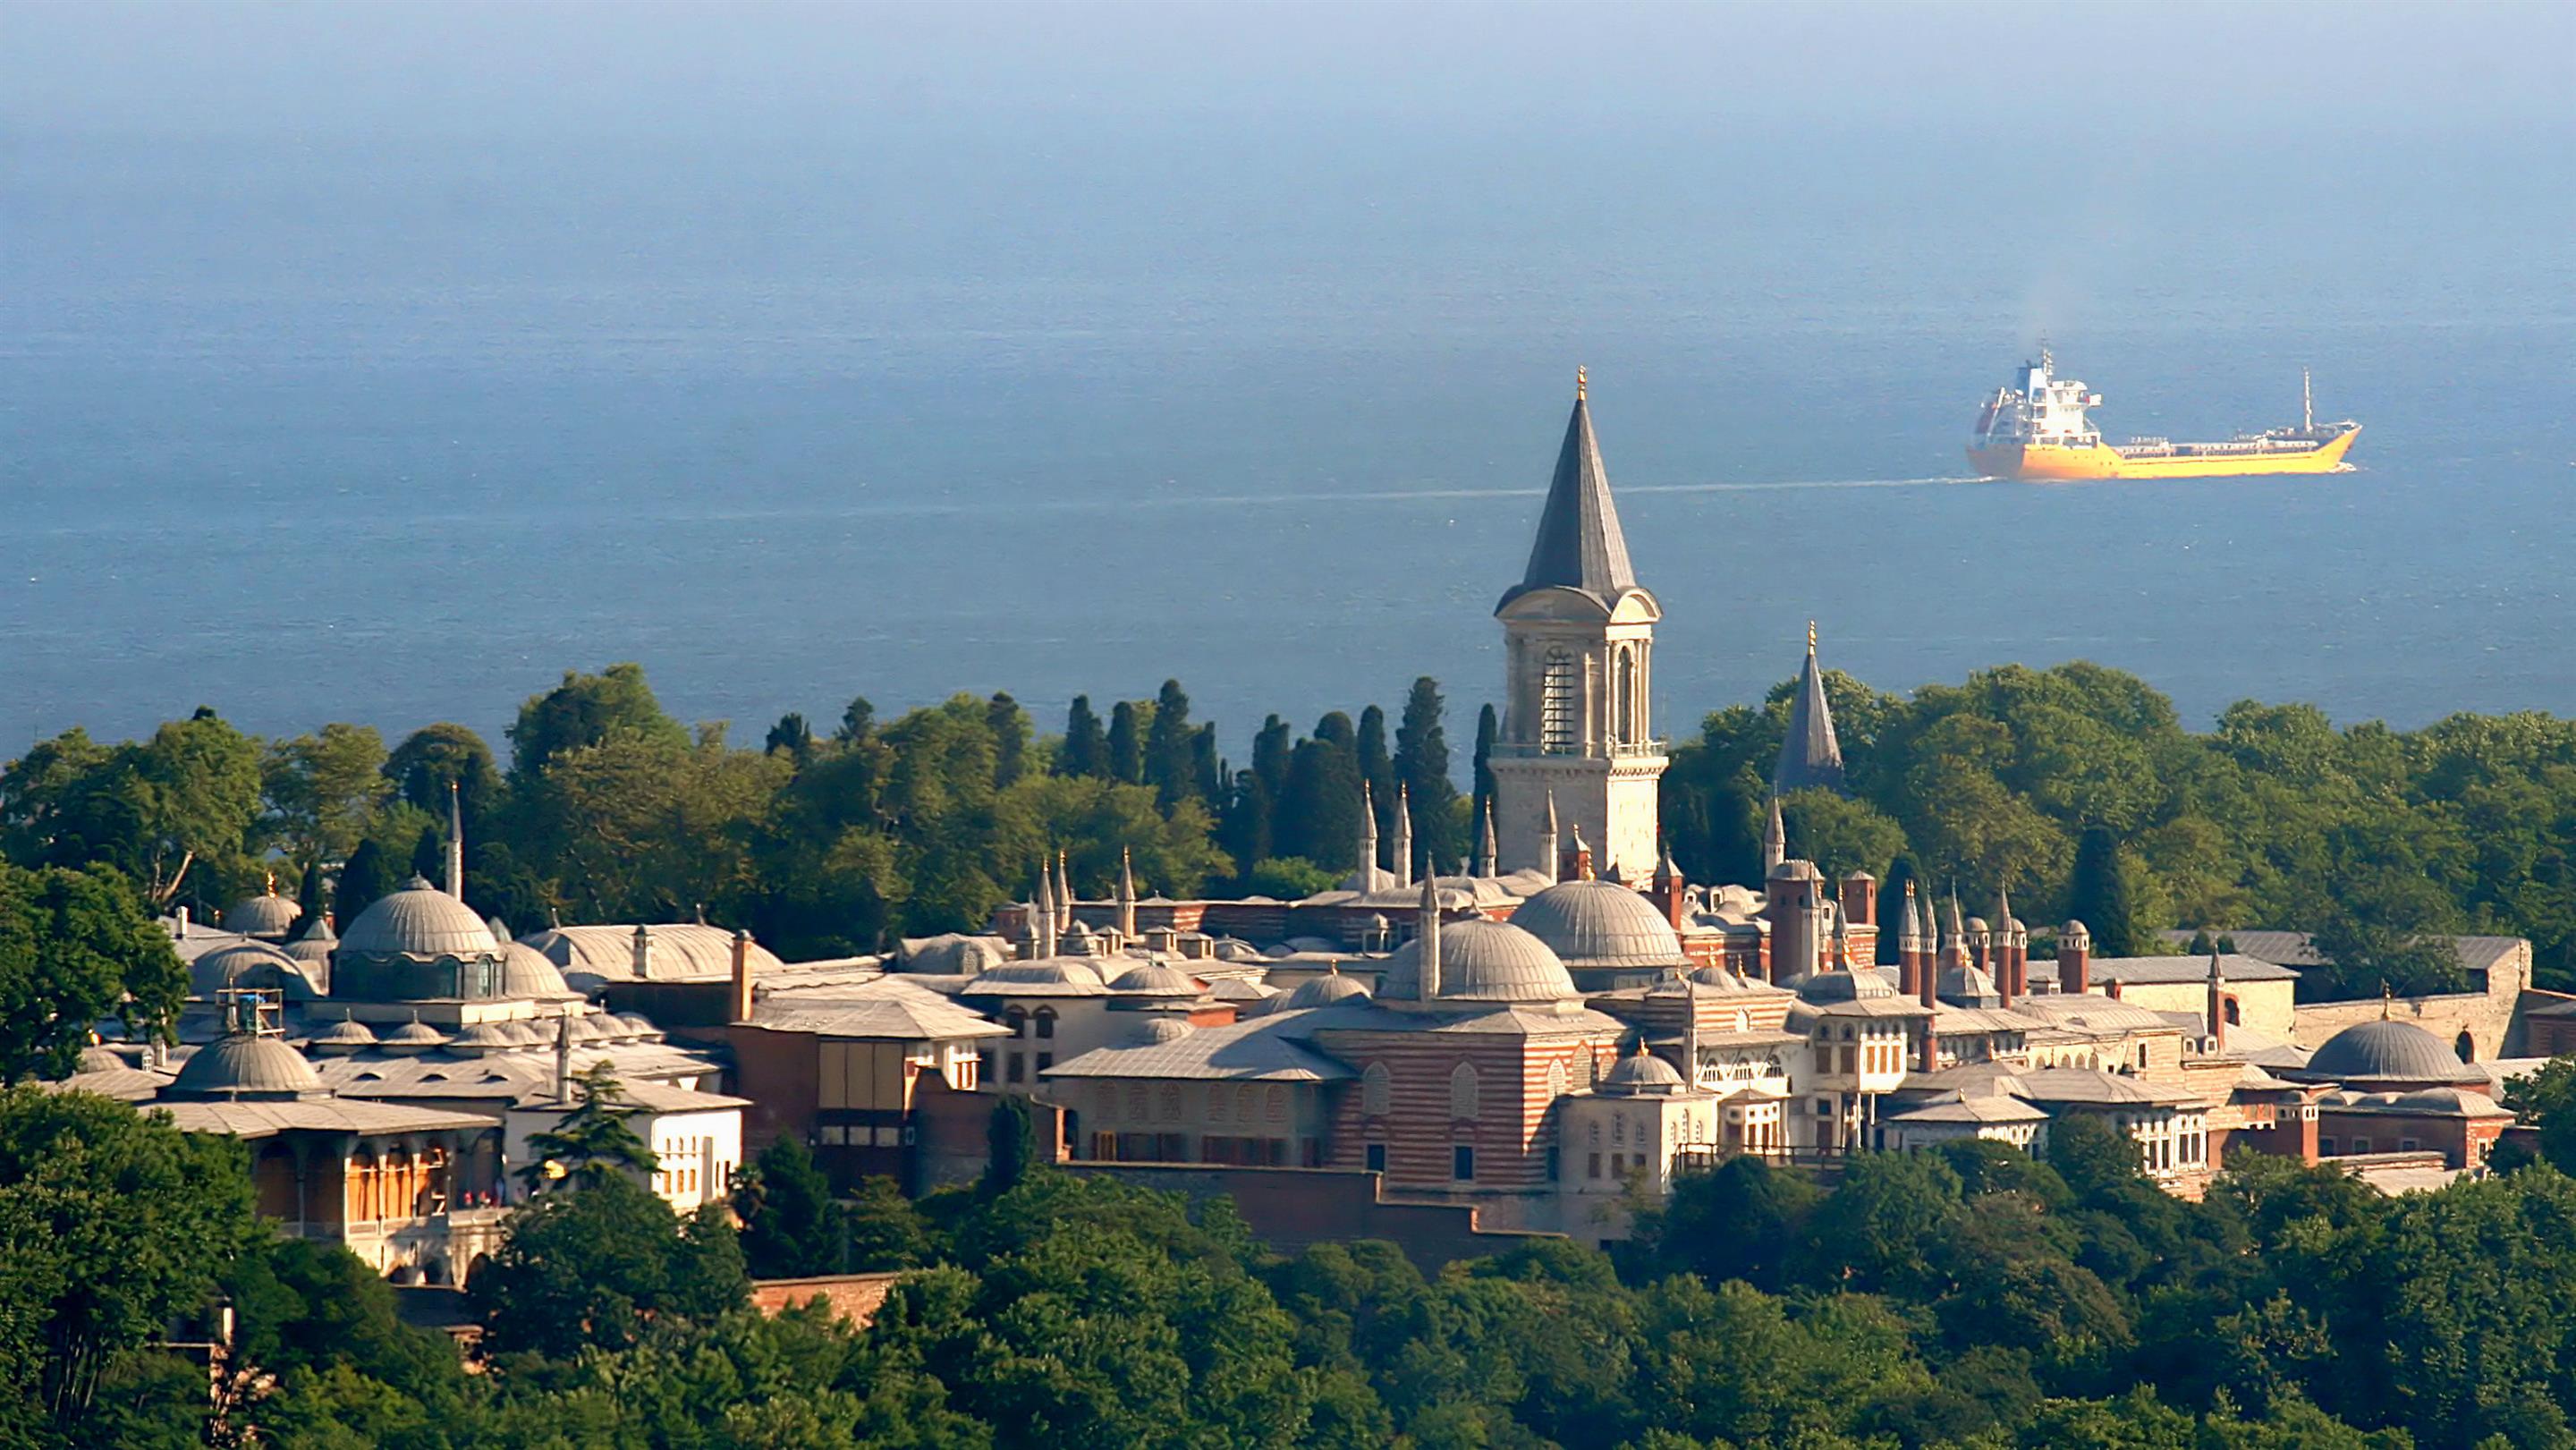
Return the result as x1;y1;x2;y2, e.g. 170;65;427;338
2057;920;2091;995
1841;871;1877;928
730;929;756;1025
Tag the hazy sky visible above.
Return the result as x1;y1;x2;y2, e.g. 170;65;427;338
7;0;2570;144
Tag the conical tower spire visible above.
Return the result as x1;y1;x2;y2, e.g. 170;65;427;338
1393;784;1414;890
1498;369;1638;610
1417;869;1443;1003
1116;847;1137;940
1762;795;1786;875
1540;791;1561;886
1055;852;1073;932
1359;781;1379;885
446;780;466;901
1774;621;1847;796
1477;799;1498;878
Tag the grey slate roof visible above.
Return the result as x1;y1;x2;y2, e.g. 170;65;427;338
1773;635;1847;796
2153;930;2524;976
158;1098;493;1140
1041;1013;1354;1083
1496;392;1640;611
2092;954;2297;985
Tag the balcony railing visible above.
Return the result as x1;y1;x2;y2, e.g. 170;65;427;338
1486;739;1668;761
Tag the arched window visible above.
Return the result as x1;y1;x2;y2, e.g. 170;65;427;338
1265;1086;1287;1123
1450;1063;1481;1120
1541;649;1579;754
1157;1085;1182;1122
1614;649;1636;744
1004;1007;1028;1039
1546;1061;1569;1100
1361;1062;1393;1116
1208;1085;1230;1122
1034;1007;1057;1039
1235;1084;1257;1122
1125;1083;1148;1120
2456;1031;2478;1064
2223;1000;2241;1026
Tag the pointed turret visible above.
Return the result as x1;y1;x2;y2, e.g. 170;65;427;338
1772;622;1847;796
1539;791;1561;886
1393;784;1414;889
1116;848;1137;940
2208;946;2229;1050
1033;861;1057;959
1478;799;1499;878
1359;781;1380;884
1762;795;1786;876
1497;367;1638;611
1055;852;1074;933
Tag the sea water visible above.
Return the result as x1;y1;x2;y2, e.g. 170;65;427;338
5;112;2572;759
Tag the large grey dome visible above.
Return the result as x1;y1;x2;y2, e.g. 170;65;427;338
499;940;574;998
1510;880;1685;970
339;879;500;959
225;890;302;940
1106;962;1200;996
167;1034;323;1099
2300;1019;2486;1087
1377;920;1578;1004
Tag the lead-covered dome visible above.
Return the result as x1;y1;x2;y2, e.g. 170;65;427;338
1377;920;1578;1004
190;941;320;1001
225;889;302;941
1275;970;1372;1013
1792;964;1900;1005
167;1034;324;1099
2299;1018;2486;1087
499;940;574;998
1599;1047;1688;1096
1510;880;1685;970
1107;962;1201;997
339;878;500;958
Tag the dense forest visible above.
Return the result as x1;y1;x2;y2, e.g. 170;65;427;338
8;657;2576;992
18;1080;2576;1449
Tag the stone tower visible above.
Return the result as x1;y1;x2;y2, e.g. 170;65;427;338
1489;371;1665;876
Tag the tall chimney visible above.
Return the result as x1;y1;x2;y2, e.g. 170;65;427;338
553;1011;572;1103
2207;948;2228;1051
1416;871;1442;1004
730;929;755;1024
1654;845;1685;930
1842;871;1877;929
2058;920;2091;995
631;923;651;981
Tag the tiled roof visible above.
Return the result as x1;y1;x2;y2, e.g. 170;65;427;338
2091;954;2298;984
1042;1015;1353;1083
1498;391;1639;611
2154;930;2525;975
158;1098;491;1140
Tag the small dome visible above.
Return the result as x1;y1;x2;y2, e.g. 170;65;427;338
964;959;1109;993
77;1045;126;1074
1686;964;1762;991
1279;971;1372;1012
569;1012;620;1043
1510;880;1686;970
494;1019;547;1047
1107;962;1200;996
2060;919;2091;941
2301;1019;2487;1087
339;880;500;959
1377;919;1578;1004
500;941;573;998
2391;1086;2504;1115
1130;1015;1194;1046
1600;1047;1687;1095
1767;859;1820;881
614;1012;662;1040
1793;965;1899;1005
445;1021;520;1055
307;1013;380;1051
225;890;302;940
167;1034;323;1098
1937;962;2003;1006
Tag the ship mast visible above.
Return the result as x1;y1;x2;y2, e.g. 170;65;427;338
2303;368;2314;433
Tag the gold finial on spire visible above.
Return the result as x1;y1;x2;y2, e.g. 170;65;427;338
1575;365;1587;402
1807;619;1818;653
2381;981;2394;1019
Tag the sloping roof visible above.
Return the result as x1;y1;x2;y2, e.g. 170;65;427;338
523;924;784;985
1773;632;1846;795
517;1080;750;1114
311;1041;718;1102
2010;1067;2202;1107
1042;1014;1354;1082
157;1098;492;1140
750;996;1011;1042
1885;1093;2049;1125
2091;954;2298;985
1496;389;1640;611
2154;930;2524;976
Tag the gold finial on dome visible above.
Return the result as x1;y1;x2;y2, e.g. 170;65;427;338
1575;365;1587;402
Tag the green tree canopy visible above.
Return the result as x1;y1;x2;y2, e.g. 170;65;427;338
0;863;187;1084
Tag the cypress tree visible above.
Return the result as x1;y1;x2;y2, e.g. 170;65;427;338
764;712;814;761
1357;706;1393;861
1314;711;1356;756
984;1096;1038;1197
1279;736;1364;869
737;1136;846;1277
1107;700;1148;785
1145;680;1196;808
1060;696;1107;778
1191;723;1224;805
987;692;1030;787
1223;774;1275;878
836;696;877;743
335;839;397;920
1470;702;1499;835
2065;826;2147;956
1394;677;1463;872
1251;715;1293;800
410;826;443;884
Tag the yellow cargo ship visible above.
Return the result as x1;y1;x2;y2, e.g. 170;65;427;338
1967;352;2360;481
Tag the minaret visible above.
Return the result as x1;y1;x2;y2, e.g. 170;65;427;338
1762;796;1786;877
1653;844;1684;930
1116;848;1137;941
1774;622;1847;796
1359;781;1380;886
445;780;466;902
1393;784;1414;890
1487;370;1666;875
1897;882;1925;999
1416;870;1442;1004
1477;799;1499;878
1055;852;1073;932
1993;886;2019;1005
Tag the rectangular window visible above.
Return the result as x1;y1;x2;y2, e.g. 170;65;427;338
1610;1153;1625;1177
2351;1137;2371;1154
1588;1151;1603;1180
977;1050;995;1081
1005;1054;1025;1084
1365;1143;1386;1173
1546;1147;1559;1181
2400;1138;2420;1151
1453;1146;1475;1182
1037;1053;1054;1073
2318;1136;2336;1154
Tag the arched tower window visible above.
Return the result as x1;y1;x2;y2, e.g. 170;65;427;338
1450;1062;1481;1120
1614;649;1636;745
1546;1061;1569;1101
1541;649;1579;755
2456;1031;2477;1064
1361;1062;1393;1116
